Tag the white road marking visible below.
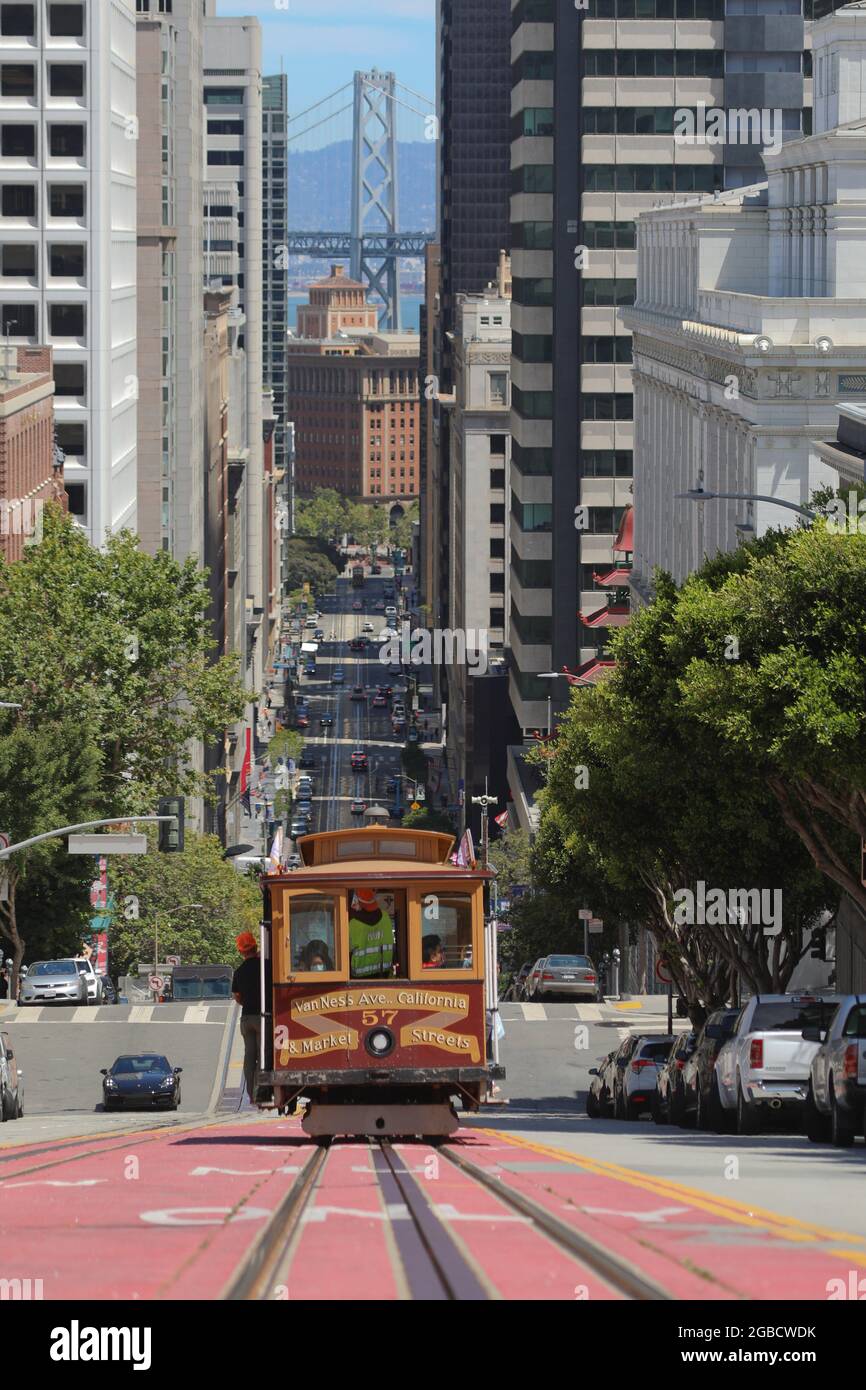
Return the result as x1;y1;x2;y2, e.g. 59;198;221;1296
70;1007;101;1022
520;1003;547;1021
582;1206;688;1224
575;1003;603;1022
3;1178;108;1188
302;1204;410;1223
190;1165;301;1177
432;1204;529;1223
140;1206;272;1226
183;1006;210;1024
12;1007;42;1021
128;1006;154;1023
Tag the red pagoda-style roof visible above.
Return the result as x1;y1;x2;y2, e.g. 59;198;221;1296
579;603;631;629
592;566;632;588
561;658;617;687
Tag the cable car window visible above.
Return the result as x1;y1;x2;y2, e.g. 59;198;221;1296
335;839;375;858
348;886;401;978
288;894;339;972
420;895;473;970
377;838;420;857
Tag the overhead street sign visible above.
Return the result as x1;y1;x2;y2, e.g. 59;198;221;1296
578;907;593;920
68;834;148;856
589;917;604;933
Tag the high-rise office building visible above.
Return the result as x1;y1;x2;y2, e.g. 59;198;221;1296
262;73;288;481
507;0;812;737
0;0;138;544
135;0;204;561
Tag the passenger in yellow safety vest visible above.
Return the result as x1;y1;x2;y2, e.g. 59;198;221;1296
348;887;395;978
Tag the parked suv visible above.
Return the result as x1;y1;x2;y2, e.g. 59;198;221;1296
20;959;88;1007
0;1031;23;1120
804;994;866;1147
614;1034;675;1121
715;993;841;1135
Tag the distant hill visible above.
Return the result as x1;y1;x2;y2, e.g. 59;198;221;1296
287;139;435;234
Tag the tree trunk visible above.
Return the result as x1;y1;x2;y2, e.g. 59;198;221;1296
0;873;24;1000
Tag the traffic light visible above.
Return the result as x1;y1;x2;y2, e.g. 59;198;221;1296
809;926;827;961
158;797;184;854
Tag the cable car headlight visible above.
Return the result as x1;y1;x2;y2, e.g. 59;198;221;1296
365;1026;395;1058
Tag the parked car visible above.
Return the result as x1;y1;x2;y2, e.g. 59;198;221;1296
20;959;88;1007
803;994;866;1146
716;993;841;1135
298;751;317;769
586;1051;617;1119
352;599;363;611
609;1033;647;1119
314;628;325;641
0;1031;23;1120
533;954;599;1002
295;714;310;730
523;958;546;1001
615;1035;675;1121
680;1008;742;1129
351;749;368;771
75;957;103;1003
392;702;406;720
289;819;309;840
101;1053;182;1111
653;1031;697;1125
349;637;367;652
511;961;535;1000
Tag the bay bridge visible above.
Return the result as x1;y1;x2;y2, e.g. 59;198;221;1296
285;70;436;329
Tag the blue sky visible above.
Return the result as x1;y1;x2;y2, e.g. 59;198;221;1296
213;0;435;132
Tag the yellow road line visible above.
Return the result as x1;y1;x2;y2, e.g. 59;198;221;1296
479;1128;866;1250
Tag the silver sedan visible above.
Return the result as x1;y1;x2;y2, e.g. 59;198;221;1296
533;955;600;1002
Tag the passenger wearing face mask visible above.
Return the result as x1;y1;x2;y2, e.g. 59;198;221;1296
299;939;334;972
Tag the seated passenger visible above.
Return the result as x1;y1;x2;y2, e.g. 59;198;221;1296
422;934;446;969
299;939;334;972
349;887;395;978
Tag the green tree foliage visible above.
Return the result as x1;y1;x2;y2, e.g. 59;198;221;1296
0;507;246;812
536;529;836;1022
284;537;339;597
106;829;261;978
401;743;427;782
390;502;420;552
294;489;350;545
0;715;103;986
401;805;457;836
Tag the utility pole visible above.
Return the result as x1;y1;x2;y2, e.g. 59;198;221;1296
471;781;498;870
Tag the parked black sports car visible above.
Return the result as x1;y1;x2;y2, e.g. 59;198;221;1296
101;1054;182;1111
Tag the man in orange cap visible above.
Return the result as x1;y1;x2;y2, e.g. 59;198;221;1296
232;931;261;1104
348;887;395;978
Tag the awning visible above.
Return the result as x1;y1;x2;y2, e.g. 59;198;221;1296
592;566;632;588
613;505;634;556
579;604;631;629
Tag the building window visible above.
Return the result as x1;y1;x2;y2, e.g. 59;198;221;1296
49;5;85;38
49;303;85;337
511;164;554;194
512;443;551;476
49;125;85;158
53;361;86;397
1;64;36;99
1;124;36;158
1;302;36;335
49;184;85;217
0;6;36;38
512;332;553;363
490;537;505;559
512;107;554;139
488;372;508;406
1;184;35;217
56;421;85;457
512;277;553;308
49;243;85;277
207;150;243;166
583;451;633;478
1;243;36;277
491;469;506;490
64;481;86;517
510;498;552;532
581;394;633;420
490;503;505;524
583;337;633;364
490;434;507;455
207;119;244;136
489;573;506;594
582;221;636;250
512;387;553;419
581;279;636;307
49;65;85;99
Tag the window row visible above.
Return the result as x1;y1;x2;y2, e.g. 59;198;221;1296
582;394;634;420
583;450;634;478
583;50;725;78
583;278;636;306
1;62;85;99
1;242;86;277
1;122;85;158
582;221;636;250
511;548;552;590
584;336;633;363
583;107;806;136
1;301;85;337
0;4;85;39
2;182;84;217
584;165;723;193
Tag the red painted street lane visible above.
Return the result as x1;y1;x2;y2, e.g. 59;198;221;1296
3;1115;864;1300
457;1129;866;1301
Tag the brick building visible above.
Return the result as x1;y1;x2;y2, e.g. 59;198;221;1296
287;268;421;505
0;346;63;562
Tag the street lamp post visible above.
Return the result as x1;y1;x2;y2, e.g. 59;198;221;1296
538;672;569;738
675;484;816;523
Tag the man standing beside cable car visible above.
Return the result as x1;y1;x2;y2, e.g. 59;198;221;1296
232;931;261;1103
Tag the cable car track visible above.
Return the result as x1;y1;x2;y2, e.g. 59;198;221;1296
222;1135;673;1301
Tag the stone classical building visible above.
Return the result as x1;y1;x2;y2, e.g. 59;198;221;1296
621;1;866;596
0;344;63;561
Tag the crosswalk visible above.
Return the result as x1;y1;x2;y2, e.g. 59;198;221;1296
499;1001;693;1027
0;1003;230;1026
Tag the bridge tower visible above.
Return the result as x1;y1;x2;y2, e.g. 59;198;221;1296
350;70;401;330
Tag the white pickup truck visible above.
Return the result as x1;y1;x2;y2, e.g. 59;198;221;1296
715;993;841;1134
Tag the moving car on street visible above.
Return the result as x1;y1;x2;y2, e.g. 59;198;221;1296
320;713;335;729
351;749;368;771
532;954;599;1002
20;959;88;1007
350;799;368;816
101;1054;182;1111
0;1031;23;1120
804;994;866;1146
331;669;345;685
715;993;841;1135
351;685;366;701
